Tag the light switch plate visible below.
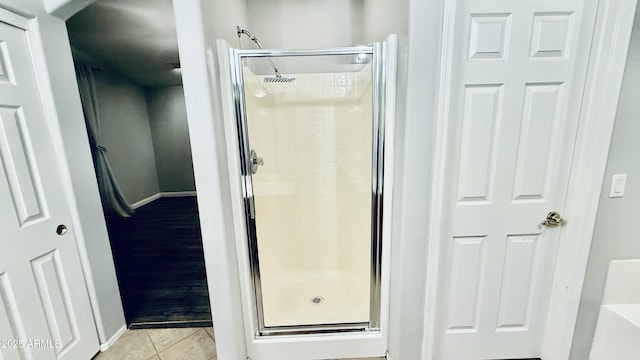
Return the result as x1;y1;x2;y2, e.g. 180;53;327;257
609;174;627;198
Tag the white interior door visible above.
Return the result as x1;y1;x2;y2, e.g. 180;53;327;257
0;22;99;360
437;0;598;359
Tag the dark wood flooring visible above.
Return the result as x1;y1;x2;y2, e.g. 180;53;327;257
106;196;212;329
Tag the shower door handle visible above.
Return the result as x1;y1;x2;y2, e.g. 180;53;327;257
250;149;264;174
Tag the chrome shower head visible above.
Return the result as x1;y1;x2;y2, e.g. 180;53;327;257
237;26;295;84
263;75;296;83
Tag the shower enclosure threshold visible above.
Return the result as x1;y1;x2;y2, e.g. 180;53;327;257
129;319;213;330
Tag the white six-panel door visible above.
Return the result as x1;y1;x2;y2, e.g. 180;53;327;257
0;21;98;360
437;0;598;358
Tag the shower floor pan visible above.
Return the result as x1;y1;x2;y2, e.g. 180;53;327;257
260;270;370;328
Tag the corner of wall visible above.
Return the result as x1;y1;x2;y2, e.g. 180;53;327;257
91;68;160;203
387;0;445;358
570;3;640;357
44;0;95;20
173;1;248;358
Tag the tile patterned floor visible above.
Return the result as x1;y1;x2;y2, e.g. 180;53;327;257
93;327;216;360
93;326;385;360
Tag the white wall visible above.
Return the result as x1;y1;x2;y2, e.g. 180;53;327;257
93;68;160;203
174;1;249;359
386;0;445;358
0;0;126;345
246;0;409;49
6;0;106;20
43;0;94;19
246;0;365;48
146;86;196;192
363;0;409;44
0;0;39;14
570;4;640;359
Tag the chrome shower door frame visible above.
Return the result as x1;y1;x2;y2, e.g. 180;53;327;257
229;44;388;337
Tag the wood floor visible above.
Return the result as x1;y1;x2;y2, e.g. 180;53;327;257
107;196;212;329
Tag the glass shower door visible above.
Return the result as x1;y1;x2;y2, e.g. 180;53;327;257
232;46;385;335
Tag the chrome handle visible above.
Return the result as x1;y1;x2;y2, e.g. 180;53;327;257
541;211;565;228
250;149;264;175
56;224;68;235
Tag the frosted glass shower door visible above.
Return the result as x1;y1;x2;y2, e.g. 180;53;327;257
236;51;380;333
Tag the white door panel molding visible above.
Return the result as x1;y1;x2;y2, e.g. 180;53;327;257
0;19;99;360
426;0;602;358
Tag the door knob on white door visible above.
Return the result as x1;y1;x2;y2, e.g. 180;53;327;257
541;212;565;227
56;224;68;235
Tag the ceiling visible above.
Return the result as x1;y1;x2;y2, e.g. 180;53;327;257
66;0;181;87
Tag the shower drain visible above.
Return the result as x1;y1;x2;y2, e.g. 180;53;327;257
311;296;324;304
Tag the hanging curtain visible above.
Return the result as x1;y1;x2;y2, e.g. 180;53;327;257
75;62;135;219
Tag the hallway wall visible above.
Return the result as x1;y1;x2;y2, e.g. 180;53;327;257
89;70;198;202
92;68;160;203
146;85;196;192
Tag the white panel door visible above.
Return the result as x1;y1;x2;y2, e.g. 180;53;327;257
0;22;99;360
437;0;598;358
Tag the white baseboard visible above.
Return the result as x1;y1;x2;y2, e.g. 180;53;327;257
160;191;197;197
99;325;126;352
131;193;161;209
131;191;197;209
386;351;391;360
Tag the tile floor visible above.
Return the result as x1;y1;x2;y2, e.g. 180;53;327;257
93;327;216;360
93;327;385;360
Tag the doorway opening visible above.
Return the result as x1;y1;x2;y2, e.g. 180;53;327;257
66;0;210;329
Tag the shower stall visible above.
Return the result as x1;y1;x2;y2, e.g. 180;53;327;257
219;35;396;358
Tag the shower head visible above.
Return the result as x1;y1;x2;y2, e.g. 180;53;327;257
263;74;296;83
237;26;295;84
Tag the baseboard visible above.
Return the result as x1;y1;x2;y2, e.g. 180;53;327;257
131;193;161;209
99;324;126;352
386;351;391;360
160;191;197;197
131;191;196;209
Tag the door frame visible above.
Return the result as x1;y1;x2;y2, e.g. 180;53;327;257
421;0;639;358
229;45;385;337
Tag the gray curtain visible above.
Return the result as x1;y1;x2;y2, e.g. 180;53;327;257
75;62;135;219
